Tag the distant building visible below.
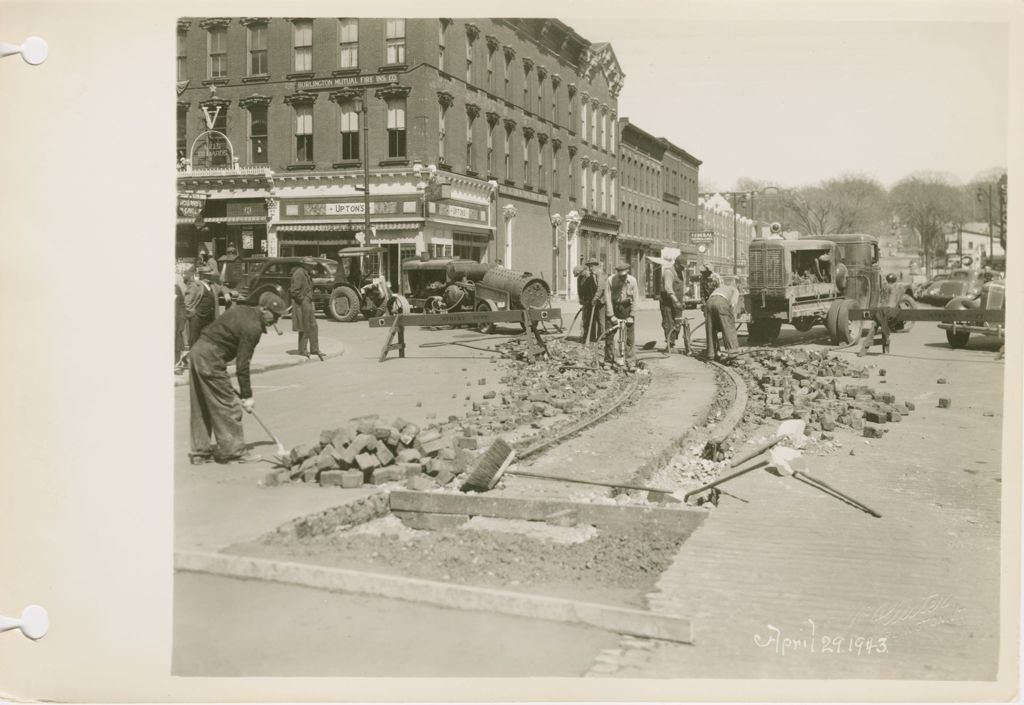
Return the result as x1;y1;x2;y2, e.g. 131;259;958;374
697;193;756;276
617;118;701;297
944;222;1005;270
176;17;623;290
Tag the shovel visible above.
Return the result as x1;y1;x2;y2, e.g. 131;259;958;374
683;419;806;501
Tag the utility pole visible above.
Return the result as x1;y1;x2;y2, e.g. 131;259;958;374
356;87;372;245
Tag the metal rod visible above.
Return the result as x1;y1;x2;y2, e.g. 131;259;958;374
361;87;371;244
793;471;881;518
683;459;769;501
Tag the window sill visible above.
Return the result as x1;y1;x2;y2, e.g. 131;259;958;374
523;184;534;191
503;179;516;186
202;78;229;86
332;68;360;77
332;160;362;169
380;63;408;73
243;75;270;83
287;163;317;171
287;71;315;80
537;188;547;195
465;168;480;178
379;158;409;167
437;161;453;172
552;191;561;198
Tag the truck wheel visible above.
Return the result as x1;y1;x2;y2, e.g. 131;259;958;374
328;286;361;322
387;295;411;316
946;329;970;349
897;295;916;333
764;319;782;343
792;317;815;332
476;302;496;334
827;299;861;345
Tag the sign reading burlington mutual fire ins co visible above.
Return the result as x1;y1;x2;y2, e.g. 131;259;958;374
295;73;400;91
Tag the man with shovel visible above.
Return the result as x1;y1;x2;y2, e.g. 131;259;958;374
188;298;287;465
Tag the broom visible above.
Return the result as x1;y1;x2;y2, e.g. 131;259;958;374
459;438;675;494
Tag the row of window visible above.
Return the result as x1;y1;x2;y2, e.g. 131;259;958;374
177;18;406;82
177;98;408;165
621;203;695;243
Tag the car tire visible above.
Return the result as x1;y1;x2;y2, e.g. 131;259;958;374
387;295;411;316
946;329;970;349
328;286;361;322
476;302;496;334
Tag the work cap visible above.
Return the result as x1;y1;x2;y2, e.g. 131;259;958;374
262;297;287;315
586;256;600;265
674;254;687;267
614;262;630;272
701;263;712;272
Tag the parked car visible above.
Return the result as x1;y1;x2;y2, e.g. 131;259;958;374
939;277;1005;349
915;269;984;306
228;256;337;314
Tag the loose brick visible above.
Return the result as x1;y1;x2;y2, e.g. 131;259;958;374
349;433;374;453
863;425;884;438
331;426;356;448
319;470;345;487
355;453;381;471
391;417;411;431
399;462;423;478
397;448;422;463
437;447;457;460
319;429;337;446
339;470;364;489
426;458;457;477
315;450;337;471
376;445;395;467
938;398;951;408
435;467;456;486
454;436;479;450
370;465;404;485
373;425;393;441
405;475;437;491
385;428;401;449
355;417;378;435
820;413;836;431
417;436;450;457
864;410;888;424
905;401;916;411
850;417;865;430
333;445;357;468
291;444;317;464
937;378;947;384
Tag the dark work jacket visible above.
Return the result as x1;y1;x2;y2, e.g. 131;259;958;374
699;272;716;302
290;266;316;333
197;305;266;398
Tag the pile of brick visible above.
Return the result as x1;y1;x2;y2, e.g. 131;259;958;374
264;415;479;491
734;349;914;438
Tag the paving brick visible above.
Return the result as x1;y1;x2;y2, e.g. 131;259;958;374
375;445;395;467
398;462;423;478
332;445;357;468
435;468;456;486
863;425;884;438
370;465;404;485
396;448;422;463
373;425;393;440
319;470;345;487
355;453;381;471
339;469;364;489
315;450;337;471
454;436;479;450
426;458;457;477
405;475;437;491
416;436;450;457
938;398;952;408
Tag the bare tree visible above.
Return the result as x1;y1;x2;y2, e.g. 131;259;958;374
780;175;887;236
889;172;966;274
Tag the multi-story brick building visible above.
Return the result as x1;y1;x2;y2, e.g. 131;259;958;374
176;17;624;291
697;193;756;276
617;118;701;297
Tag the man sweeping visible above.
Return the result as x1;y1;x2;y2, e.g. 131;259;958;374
660;254;687;352
605;261;639;371
189;299;286;464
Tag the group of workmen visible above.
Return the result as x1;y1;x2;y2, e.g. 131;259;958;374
574;255;743;368
175;251;328;464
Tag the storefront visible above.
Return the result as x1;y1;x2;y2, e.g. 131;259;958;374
425;199;494;263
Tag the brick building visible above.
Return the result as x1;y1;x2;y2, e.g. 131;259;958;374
697;193;757;276
176;17;623;291
617;118;701;297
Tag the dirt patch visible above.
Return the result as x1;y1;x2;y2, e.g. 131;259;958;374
229;515;688;607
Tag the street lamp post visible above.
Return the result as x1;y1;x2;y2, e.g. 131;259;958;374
354;89;372;244
977;184;994;263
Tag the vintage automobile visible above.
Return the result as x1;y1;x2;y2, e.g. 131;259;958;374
223;256;336;314
938;276;1005;349
915;269;985;307
327;246;409;322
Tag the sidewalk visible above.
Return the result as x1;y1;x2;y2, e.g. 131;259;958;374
174;325;346;387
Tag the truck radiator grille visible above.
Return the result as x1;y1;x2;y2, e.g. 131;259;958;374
750;248;785;289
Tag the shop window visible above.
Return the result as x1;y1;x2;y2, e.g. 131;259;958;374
431;243;453;258
249;104;268;164
339;18;358;69
294;104;313;162
293;20;313;72
340;102;359;160
385;19;406;65
177;30;187;81
400;244;418;262
248;22;268;76
207;27;227;79
454;241;483;261
386;98;407;158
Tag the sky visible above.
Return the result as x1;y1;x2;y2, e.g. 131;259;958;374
564;14;1009;192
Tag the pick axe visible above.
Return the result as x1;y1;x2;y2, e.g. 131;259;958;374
684;419;806;502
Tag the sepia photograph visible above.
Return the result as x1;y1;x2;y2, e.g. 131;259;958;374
168;11;1013;685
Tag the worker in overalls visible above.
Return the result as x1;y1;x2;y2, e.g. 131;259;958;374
604;262;639;371
189;299;286;464
859;273;901;356
707;278;741;356
660;254;687;352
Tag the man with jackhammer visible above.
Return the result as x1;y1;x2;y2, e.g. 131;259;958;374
577;256;606;343
660;254;687;352
188;298;286;465
605;261;639;371
858;273;901;356
707;277;740;358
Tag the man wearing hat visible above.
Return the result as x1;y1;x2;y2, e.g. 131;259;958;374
660;254;688;351
577;256;606;343
289;259;325;361
706;275;740;356
188;298;286;464
604;261;639;370
698;263;717;304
